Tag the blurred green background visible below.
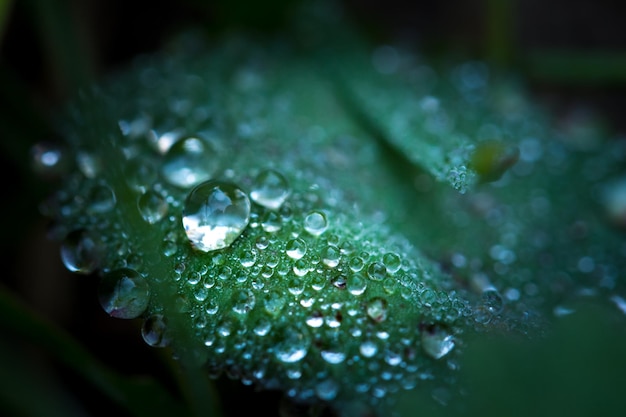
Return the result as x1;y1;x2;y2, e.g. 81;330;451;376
1;1;625;416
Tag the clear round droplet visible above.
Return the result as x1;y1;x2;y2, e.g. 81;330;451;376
367;262;387;281
286;238;307;259
87;184;116;213
141;314;170;347
274;326;310;363
60;230;99;274
315;379;339;401
250;169;290;210
98;268;150;319
161;136;218;188
182;180;251;252
138;190;168;224
347;274;368;296
421;325;455;359
232;290;255;315
30;141;68;177
303;210;328;236
482;289;504;314
382;252;402;273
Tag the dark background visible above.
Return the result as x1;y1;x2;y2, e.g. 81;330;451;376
0;1;625;416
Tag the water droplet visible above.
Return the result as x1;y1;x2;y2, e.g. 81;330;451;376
182;180;250;252
481;289;504;314
142;314;170;347
359;340;378;357
261;211;282;232
322;245;341;268
421;324;455;359
124;158;157;192
321;348;346;364
138;190;168;224
250;169;290;210
232;290;255;314
306;311;324;327
87;184;116;213
98;268;150;319
161;136;218;188
77;151;101;178
366;297;388;322
286;238;307;259
303;210;328;236
315;379;339;401
347;274;367;296
60;230;100;274
382;252;402;273
264;291;286;316
30;142;68;177
367;262;387;281
274;326;310;363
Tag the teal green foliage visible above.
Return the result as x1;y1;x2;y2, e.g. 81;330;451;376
3;1;626;417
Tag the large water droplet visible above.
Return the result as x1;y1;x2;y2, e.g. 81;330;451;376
182;180;250;252
250;169;290;210
60;230;99;274
421;324;455;359
98;268;150;319
87;184;116;213
138;190;168;224
162;136;218;188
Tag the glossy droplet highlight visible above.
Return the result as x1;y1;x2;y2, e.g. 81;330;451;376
138;190;168;224
274;326;310;363
142;314;170;347
250;169;290;210
162;136;218;188
421;324;455;359
98;268;150;319
182;180;250;252
60;230;99;274
303;210;328;236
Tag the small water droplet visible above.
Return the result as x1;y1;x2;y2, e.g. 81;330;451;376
77;151;101;178
182;180;250;252
232;290;255;314
274;326;310;363
124;158;157;192
141;314;170;347
138;190;168;224
261;211;282;232
366;297;388;322
162;136;218;188
481;289;504;314
264;291;286;316
286;238;307;259
367;262;387;281
421;324;455;359
98;268;150;319
359;340;378;358
306;311;324;327
303;210;328;236
87;184;116;213
60;230;99;274
382;252;402;273
322;245;341;268
250;169;290;210
347;274;367;296
30;142;68;177
315;379;339;401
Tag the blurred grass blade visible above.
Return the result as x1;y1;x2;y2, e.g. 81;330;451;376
526;49;626;85
0;285;192;417
22;0;93;97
